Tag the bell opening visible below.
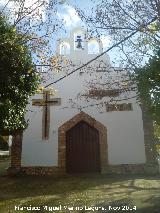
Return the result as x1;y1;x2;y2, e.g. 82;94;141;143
74;32;85;51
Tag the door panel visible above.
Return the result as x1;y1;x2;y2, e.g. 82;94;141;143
66;121;100;173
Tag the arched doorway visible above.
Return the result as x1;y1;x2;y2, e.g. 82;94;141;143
58;112;108;173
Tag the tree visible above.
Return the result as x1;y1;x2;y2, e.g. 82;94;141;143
135;49;160;124
76;0;160;68
0;15;40;135
1;1;159;122
1;0;63;66
68;0;160;120
0;0;66;134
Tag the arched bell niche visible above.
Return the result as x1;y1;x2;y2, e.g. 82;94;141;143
88;39;100;54
60;42;70;55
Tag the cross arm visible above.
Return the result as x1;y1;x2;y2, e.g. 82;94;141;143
48;98;61;106
32;99;46;106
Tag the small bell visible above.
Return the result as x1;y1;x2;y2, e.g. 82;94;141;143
75;36;83;49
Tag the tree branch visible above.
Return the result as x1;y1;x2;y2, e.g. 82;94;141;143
45;15;157;88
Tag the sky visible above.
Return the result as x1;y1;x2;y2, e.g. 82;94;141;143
57;0;111;50
0;0;120;65
67;1;110;53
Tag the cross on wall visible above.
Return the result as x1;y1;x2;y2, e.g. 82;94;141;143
32;90;61;140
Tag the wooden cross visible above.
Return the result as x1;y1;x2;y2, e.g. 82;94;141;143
32;91;61;140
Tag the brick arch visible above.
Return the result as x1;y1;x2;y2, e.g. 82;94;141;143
58;111;108;173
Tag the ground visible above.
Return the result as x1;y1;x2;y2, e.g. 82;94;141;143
0;160;160;213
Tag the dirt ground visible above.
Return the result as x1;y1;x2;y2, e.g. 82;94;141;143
0;168;159;213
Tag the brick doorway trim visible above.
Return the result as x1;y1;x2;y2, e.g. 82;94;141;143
58;111;108;173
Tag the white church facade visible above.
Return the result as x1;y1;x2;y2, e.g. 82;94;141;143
8;28;159;175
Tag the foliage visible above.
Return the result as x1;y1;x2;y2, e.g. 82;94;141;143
154;123;160;139
1;0;63;66
0;15;40;134
1;1;159;120
72;0;160;119
135;49;160;124
76;0;160;68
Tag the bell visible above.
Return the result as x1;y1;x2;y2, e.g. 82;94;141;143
75;36;83;49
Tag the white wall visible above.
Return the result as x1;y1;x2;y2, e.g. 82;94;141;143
21;28;146;166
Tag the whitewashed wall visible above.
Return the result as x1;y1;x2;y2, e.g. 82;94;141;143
21;28;146;166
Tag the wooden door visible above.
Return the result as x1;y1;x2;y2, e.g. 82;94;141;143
66;121;100;173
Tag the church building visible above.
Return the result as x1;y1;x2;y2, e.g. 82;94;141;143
9;28;159;175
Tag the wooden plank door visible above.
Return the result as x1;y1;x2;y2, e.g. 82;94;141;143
66;121;100;173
